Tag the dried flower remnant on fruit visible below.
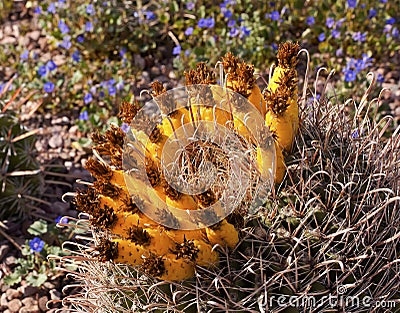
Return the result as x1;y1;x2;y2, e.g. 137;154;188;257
126;226;152;246
172;238;199;262
277;42;300;69
96;237;119;262
118;100;141;124
184;62;216;85
91;125;125;168
85;158;113;182
142;254;166;277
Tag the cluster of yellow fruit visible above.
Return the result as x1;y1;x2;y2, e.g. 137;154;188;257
74;42;299;281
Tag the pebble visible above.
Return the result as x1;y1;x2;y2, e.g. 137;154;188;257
1;293;8;306
50;289;61;301
19;285;39;298
48;135;63;148
20;305;40;313
6;289;21;300
4;255;17;266
38;296;49;311
27;30;41;41
7;298;22;313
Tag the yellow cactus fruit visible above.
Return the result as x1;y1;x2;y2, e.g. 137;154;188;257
111;211;156;236
274;140;286;185
160;108;191;138
199;106;231;126
193;239;219;267
206;219;239;249
267;42;300;135
145;227;176;256
159;254;195;281
166;194;198;210
265;109;294;152
248;84;267;117
112;238;147;266
166;229;206;243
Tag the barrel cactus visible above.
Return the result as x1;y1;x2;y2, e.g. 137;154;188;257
0;80;42;219
57;43;399;312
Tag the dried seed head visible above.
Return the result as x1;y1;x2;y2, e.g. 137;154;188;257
95;237;118;262
85;158;113;181
145;157;162;187
118;100;141;124
277;42;300;69
151;80;167;97
73;188;99;213
90;204;117;230
126;226;152;246
185;62;216;85
142;254;165;277
172;237;199;262
148;126;164;144
93;181;123;199
91;125;125;168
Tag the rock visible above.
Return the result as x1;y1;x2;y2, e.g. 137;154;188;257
19;285;39;298
133;54;145;70
7;298;22;313
21;297;36;307
19;305;40;313
38;296;49;311
48;135;63;148
27;30;41;41
150;66;161;77
0;36;17;45
5;289;21;300
168;71;177;79
49;289;61;301
1;293;8;306
0;244;10;262
4;256;17;266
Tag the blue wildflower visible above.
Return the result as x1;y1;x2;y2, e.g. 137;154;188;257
72;50;81;62
84;93;93;104
60;36;72;49
55;216;68;224
184;49;190;57
86;4;95;15
392;27;399;38
352;31;366;42
99;90;105;98
368;9;377;19
185;27;194;36
79;110;89;120
108;86;116;96
145;11;156;20
270;11;280;21
186;2;195;10
172;45;181;55
229;27;239;37
240;26;251;37
271;43;278;50
29;237;45;253
205;17;215;28
223;9;233;19
198;18;207;28
227;19;236;27
351;129;359;138
34;6;42;14
331;29;340;38
77;35;84;43
46;60;57;71
90;86;97;94
326;17;335;28
58;20;69;34
116;81;124;91
47;3;56;14
344;69;357;82
386;17;395;25
336;48;343;57
20;50;29;60
119;47;127;57
43;82;55;93
380;0;387;3
85;21;93;32
318;32;326;42
120;123;130;133
306;16;315;26
347;0;357;8
335;18;345;29
38;65;47;77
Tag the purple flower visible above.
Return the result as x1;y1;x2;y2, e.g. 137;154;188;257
58;20;69;34
331;29;340;38
229;27;239;37
29;237;45;253
205;17;215;28
44;82;54;93
198;18;207;28
79;110;89;120
335;18;345;29
240;26;251;37
120;123;130;133
376;73;384;83
223;9;233;19
184;49;190;57
86;4;95;15
368;9;377;19
386;17;395;25
270;10;280;21
227;19;236;27
99;90;105;98
185;26;194;36
34;6;42;14
172;45;181;55
116;81;124;91
352;31;366;42
347;0;357;8
20;49;29;60
336;48;343;57
108;86;116;96
306;16;315;26
271;43;278;50
85;21;93;32
380;0;387;3
344;69;357;82
38;65;47;77
90;85;97;94
55;216;68;224
318;32;326;42
84;93;93;104
72;50;81;62
119;47;127;57
60;36;72;49
46;60;57;71
392;27;399;38
186;2;195;10
145;11;156;20
351;129;359;138
77;35;84;43
326;17;335;28
47;3;56;14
